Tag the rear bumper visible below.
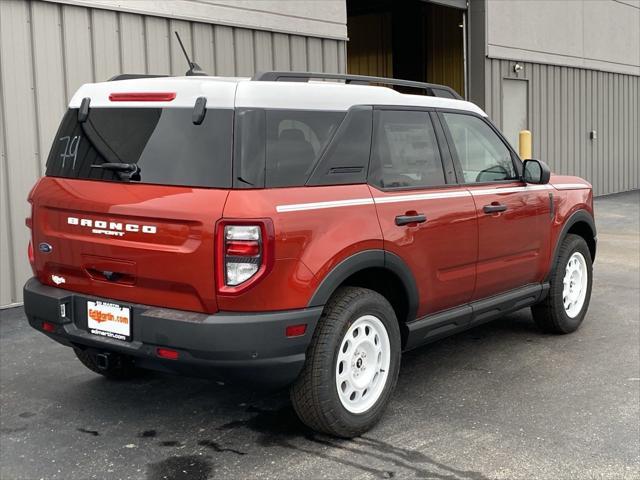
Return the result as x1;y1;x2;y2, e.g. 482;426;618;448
23;278;321;387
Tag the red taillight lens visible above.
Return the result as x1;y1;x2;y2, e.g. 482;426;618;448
156;347;179;360
225;240;260;257
109;92;176;102
215;220;274;294
286;324;307;338
42;321;55;333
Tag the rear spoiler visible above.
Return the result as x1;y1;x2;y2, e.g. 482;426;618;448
108;74;170;82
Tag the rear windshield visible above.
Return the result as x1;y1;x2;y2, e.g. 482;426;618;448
45;108;233;188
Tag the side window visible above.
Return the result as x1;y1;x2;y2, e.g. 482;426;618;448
265;110;344;187
307;106;372;186
370;110;445;189
442;113;516;183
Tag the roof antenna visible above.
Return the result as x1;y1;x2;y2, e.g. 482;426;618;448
174;31;207;76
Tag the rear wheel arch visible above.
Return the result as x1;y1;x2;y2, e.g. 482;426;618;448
307;250;419;345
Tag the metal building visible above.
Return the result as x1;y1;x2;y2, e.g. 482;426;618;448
474;0;640;198
0;0;347;308
1;0;639;308
346;0;639;198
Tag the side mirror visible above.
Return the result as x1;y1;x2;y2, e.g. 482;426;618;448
523;159;551;184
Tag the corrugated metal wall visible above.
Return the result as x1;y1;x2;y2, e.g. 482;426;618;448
0;0;346;307
484;58;639;197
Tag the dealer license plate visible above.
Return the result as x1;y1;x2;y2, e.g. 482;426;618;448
87;300;131;341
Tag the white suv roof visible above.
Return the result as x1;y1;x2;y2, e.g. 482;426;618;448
69;75;486;116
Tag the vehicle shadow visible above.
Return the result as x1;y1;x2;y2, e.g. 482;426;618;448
56;310;542;479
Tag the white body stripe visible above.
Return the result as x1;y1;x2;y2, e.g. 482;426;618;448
372;190;470;204
552;183;590;190
469;184;552;196
275;184;563;213
275;197;374;213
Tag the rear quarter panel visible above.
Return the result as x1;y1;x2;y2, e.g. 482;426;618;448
221;185;382;311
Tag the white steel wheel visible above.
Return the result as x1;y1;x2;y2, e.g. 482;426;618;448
335;314;391;414
563;252;589;318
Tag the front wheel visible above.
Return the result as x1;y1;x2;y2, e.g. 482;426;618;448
291;287;401;438
532;234;593;334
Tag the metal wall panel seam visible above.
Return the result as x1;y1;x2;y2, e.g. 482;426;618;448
59;3;70;101
117;12;124;73
27;0;43;178
88;9;97;81
0;24;16;304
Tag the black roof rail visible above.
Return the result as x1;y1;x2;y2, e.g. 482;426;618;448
251;71;463;100
108;74;170;82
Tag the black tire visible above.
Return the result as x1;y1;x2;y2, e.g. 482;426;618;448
532;234;593;334
290;286;401;438
74;348;140;380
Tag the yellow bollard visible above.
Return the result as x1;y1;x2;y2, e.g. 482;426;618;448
519;130;532;159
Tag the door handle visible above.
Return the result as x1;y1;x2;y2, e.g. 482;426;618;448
395;213;427;226
483;203;508;214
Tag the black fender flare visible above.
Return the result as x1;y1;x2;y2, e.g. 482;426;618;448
546;209;597;281
307;249;419;322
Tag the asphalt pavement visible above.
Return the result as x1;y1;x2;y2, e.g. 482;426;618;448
1;190;638;480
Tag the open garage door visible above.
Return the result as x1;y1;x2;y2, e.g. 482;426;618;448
347;0;466;97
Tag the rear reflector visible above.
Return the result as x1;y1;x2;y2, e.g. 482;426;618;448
28;240;35;266
225;240;260;257
42;321;55;333
109;92;176;102
286;324;307;338
156;347;179;360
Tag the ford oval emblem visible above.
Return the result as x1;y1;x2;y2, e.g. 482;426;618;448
38;242;53;253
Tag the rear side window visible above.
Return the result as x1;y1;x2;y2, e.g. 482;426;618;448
45;108;233;188
370;110;445;189
235;109;345;188
266;110;344;187
307;106;373;186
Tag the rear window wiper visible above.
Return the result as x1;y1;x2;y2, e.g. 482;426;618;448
91;162;141;181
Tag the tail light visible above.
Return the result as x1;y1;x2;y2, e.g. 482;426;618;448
215;220;274;294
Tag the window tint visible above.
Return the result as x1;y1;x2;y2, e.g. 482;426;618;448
45;108;233;188
442;113;516;183
234;108;266;187
307;106;372;186
265;110;344;187
371;110;445;189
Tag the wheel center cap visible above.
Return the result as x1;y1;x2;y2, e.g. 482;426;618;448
356;358;363;368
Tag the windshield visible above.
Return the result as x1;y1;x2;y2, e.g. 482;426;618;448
45;107;233;188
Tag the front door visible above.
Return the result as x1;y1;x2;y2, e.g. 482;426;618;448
439;111;552;300
369;108;477;318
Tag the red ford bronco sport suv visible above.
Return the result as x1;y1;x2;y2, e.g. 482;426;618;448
24;71;595;438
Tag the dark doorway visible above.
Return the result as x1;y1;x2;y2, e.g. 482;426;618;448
347;0;466;97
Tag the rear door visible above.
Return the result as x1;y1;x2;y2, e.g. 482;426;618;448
31;106;234;313
438;111;552;300
369;108;478;319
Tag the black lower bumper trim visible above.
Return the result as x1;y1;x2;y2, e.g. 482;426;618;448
23;278;322;386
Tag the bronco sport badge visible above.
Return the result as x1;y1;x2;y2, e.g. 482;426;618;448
66;217;157;237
